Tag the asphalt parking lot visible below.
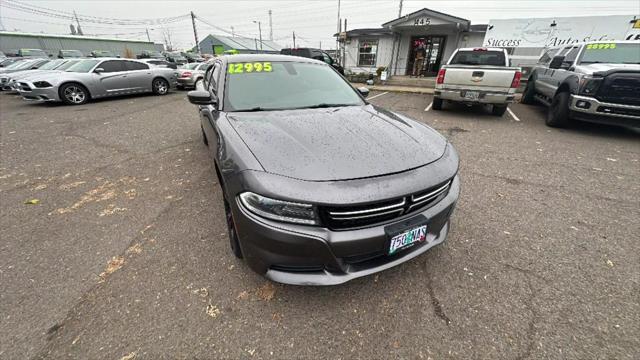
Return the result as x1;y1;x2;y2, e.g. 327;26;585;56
1;90;639;359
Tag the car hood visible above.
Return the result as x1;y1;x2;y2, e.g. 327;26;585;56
575;63;640;74
6;69;56;80
227;104;448;181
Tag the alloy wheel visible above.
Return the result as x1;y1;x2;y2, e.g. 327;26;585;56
63;85;86;104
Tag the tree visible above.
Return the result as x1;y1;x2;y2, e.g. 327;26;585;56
161;26;174;52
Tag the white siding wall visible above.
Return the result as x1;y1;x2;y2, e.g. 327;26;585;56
343;35;394;74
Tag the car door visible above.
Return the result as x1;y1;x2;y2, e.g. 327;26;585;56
201;61;222;153
124;60;152;92
536;47;566;97
94;60;130;96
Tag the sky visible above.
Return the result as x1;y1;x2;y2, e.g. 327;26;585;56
0;0;638;50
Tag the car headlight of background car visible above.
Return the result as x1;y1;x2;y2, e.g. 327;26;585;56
578;76;602;95
33;81;53;88
239;192;319;225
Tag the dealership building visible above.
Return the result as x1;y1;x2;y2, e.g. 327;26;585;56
339;8;639;77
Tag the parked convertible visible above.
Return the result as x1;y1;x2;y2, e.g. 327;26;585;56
18;58;177;105
187;55;460;285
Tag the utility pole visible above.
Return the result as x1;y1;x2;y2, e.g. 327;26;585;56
73;10;83;35
398;0;403;18
293;31;296;48
145;28;151;42
336;0;341;63
268;10;273;41
253;21;263;51
319;41;322;49
231;26;235;37
190;11;200;54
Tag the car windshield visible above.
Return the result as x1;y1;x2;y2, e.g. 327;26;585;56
4;60;27;69
14;60;37;70
22;49;47;57
56;59;82;70
37;59;65;70
579;43;640;64
61;50;83;57
450;50;506;66
65;59;100;73
224;61;364;111
93;51;114;57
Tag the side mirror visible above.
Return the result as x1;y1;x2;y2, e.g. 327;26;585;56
94;67;104;74
188;90;216;106
357;87;370;98
549;55;564;69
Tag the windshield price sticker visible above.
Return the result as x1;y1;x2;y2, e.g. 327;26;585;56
586;43;617;50
228;62;272;74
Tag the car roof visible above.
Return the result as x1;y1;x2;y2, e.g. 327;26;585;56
223;54;325;65
456;47;505;52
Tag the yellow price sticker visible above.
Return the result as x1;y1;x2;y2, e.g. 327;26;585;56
228;62;273;74
586;43;616;50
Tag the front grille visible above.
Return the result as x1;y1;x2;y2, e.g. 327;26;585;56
597;106;640;117
321;180;451;230
597;73;640;106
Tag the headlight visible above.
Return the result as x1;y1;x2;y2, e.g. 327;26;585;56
33;81;53;88
239;192;319;225
578;76;602;95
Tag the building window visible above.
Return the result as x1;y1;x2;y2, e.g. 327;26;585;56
358;39;378;67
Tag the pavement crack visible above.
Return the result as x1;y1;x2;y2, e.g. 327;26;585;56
424;267;451;326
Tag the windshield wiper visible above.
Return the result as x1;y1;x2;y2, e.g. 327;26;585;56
234;107;271;112
297;103;355;109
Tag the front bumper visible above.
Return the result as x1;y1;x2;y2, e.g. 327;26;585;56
435;88;516;104
232;175;460;286
17;81;60;102
569;94;640;127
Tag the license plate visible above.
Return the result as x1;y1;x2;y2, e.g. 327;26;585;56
388;225;428;255
464;91;480;100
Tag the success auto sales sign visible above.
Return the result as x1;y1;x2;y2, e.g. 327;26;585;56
483;15;639;48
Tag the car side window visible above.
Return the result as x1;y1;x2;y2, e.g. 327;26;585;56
207;63;221;92
125;61;149;71
100;60;125;72
321;52;333;65
538;49;554;64
563;47;579;64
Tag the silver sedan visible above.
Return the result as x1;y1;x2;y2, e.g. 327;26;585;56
176;62;210;89
18;58;177;105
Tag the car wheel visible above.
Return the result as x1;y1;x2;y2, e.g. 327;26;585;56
432;97;443;110
546;91;571;128
60;83;89;105
201;124;208;146
492;104;508;116
152;78;169;95
223;196;243;259
521;79;536;105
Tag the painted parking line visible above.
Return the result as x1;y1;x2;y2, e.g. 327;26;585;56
424;102;433;112
507;107;521;122
367;91;389;100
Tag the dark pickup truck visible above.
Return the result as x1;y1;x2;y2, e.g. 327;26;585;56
280;48;344;74
521;41;640;128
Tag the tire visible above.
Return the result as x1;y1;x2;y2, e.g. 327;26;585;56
432;97;443;110
223;196;243;259
492;104;508;116
152;78;169;95
520;79;536;105
59;83;89;105
201;124;208;146
546;91;572;128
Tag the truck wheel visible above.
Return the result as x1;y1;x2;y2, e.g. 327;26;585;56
521;79;536;105
546;92;572;128
492;104;508;116
432;97;443;110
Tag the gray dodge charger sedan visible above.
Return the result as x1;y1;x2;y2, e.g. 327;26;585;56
188;54;460;285
18;58;177;105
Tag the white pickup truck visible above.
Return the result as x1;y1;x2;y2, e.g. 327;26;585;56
433;47;522;116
